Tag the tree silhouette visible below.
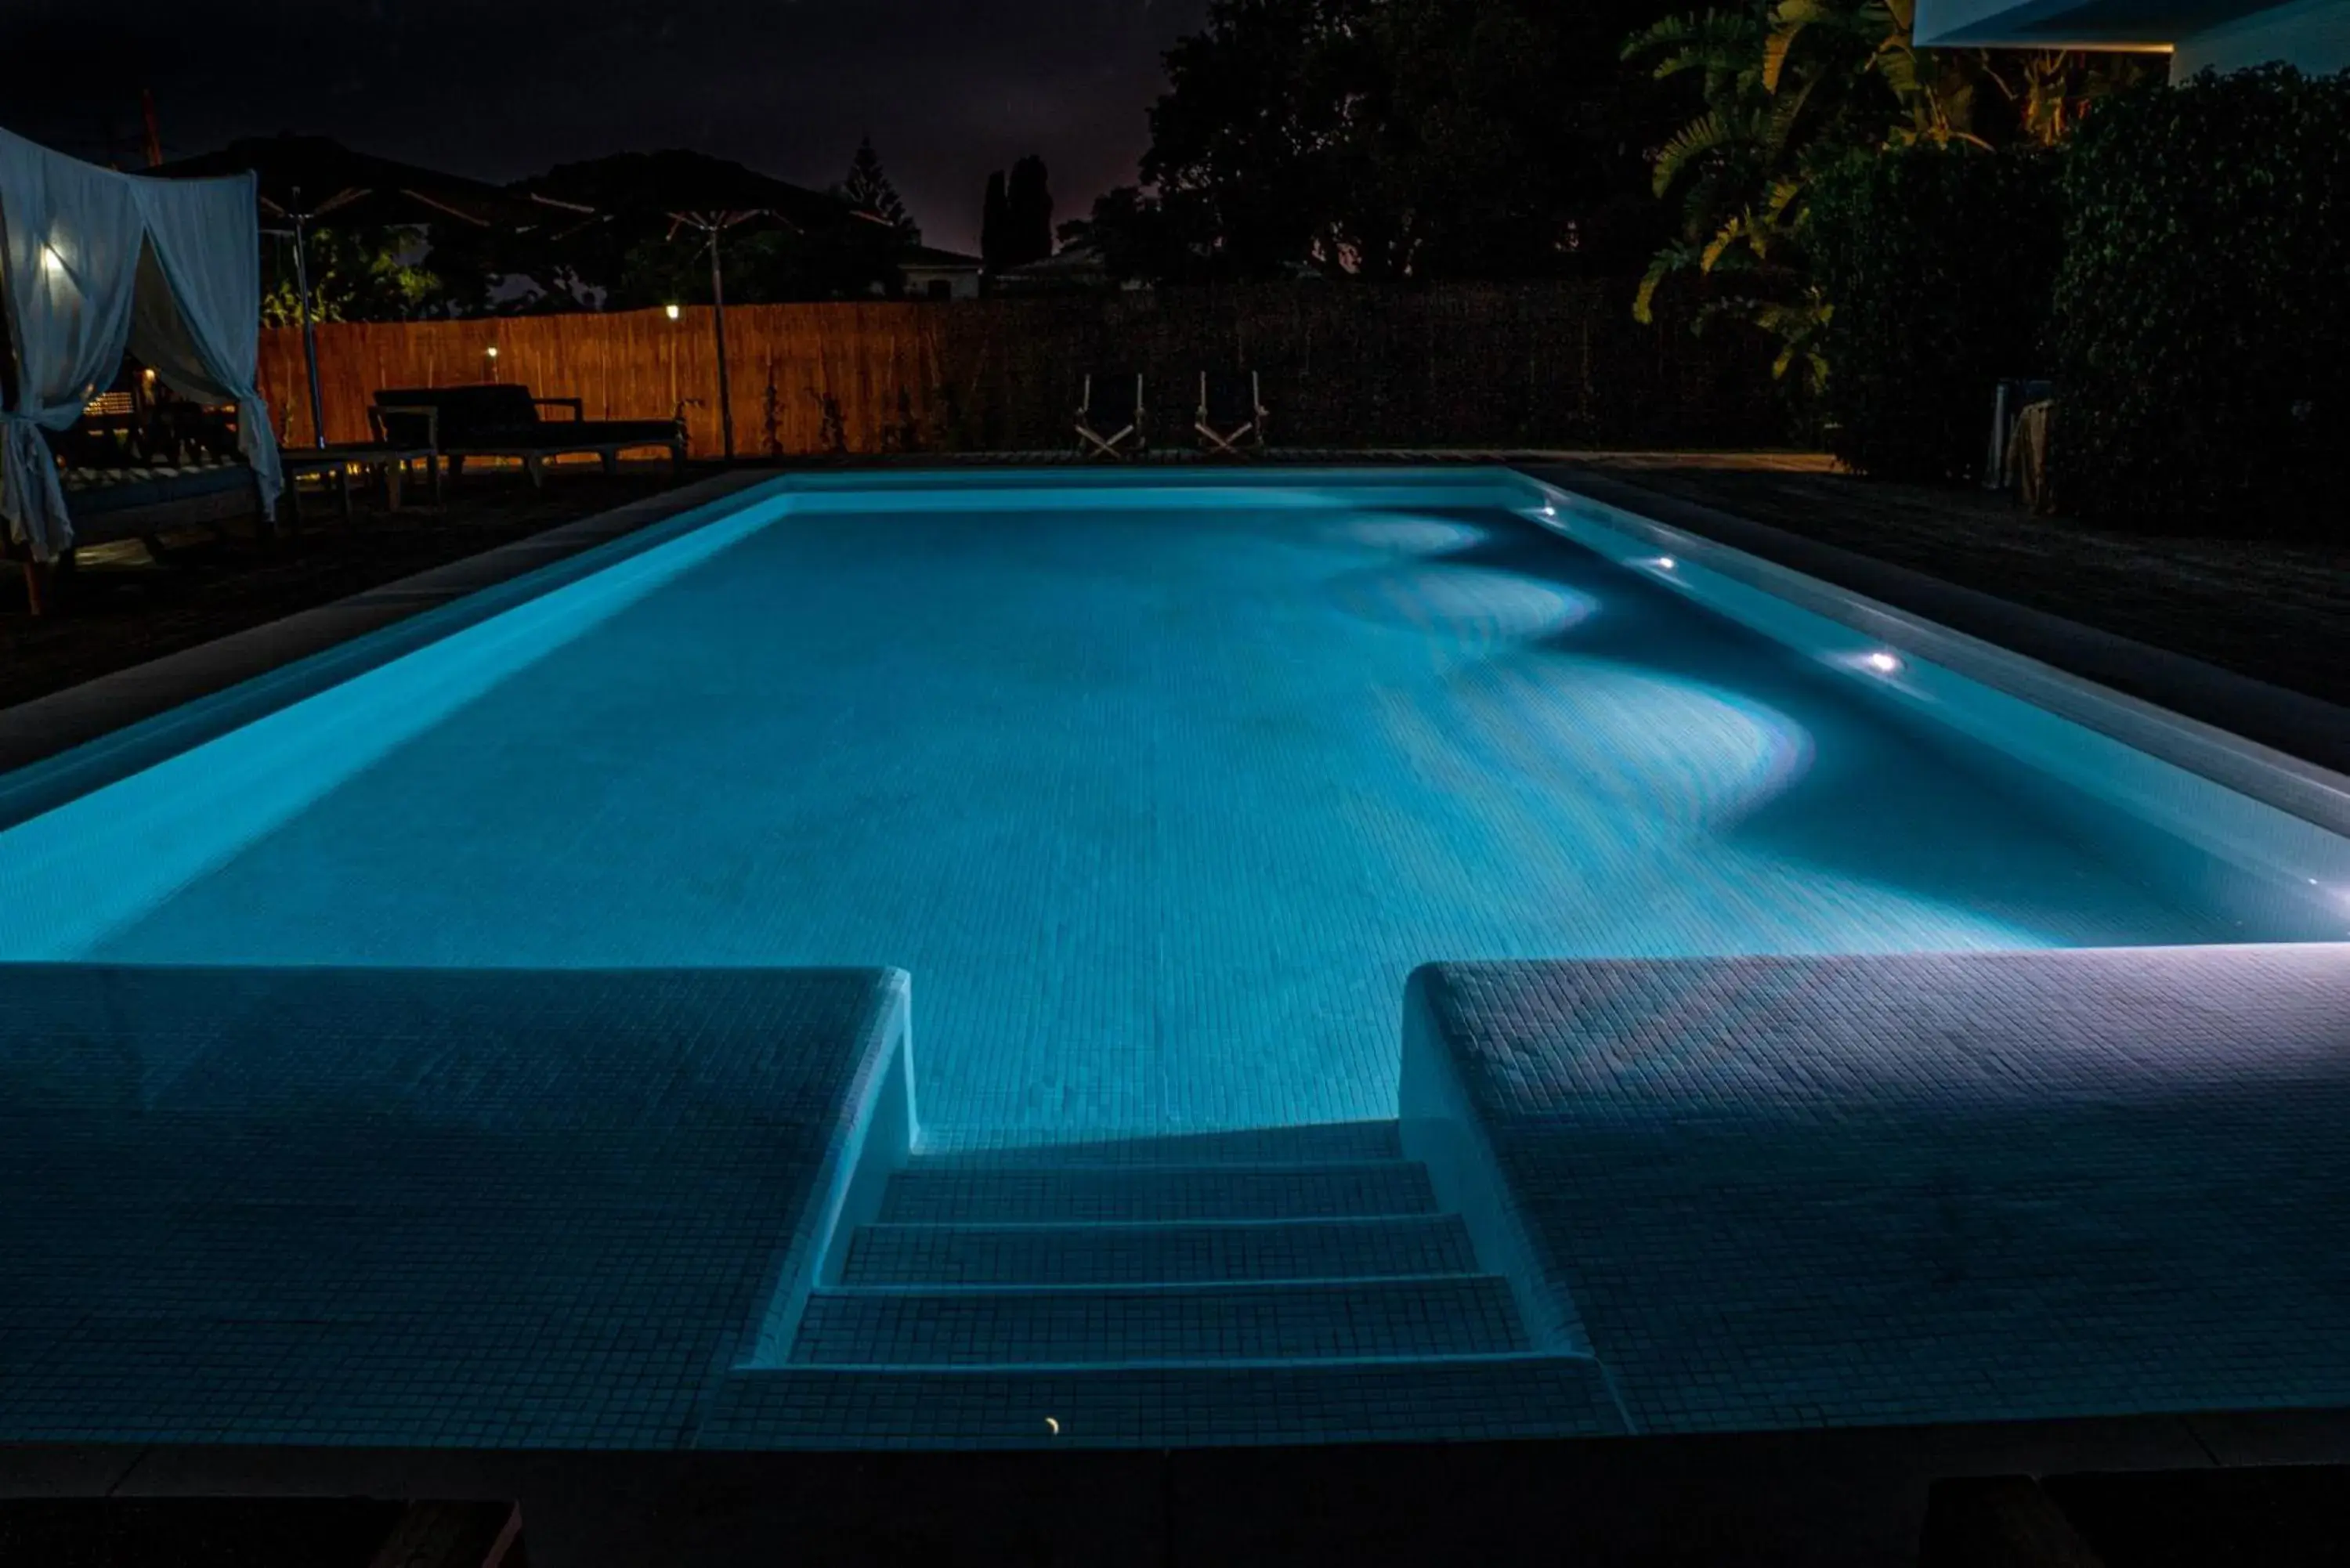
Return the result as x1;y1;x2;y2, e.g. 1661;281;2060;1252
1003;155;1054;268
1080;0;1683;284
980;169;1010;267
841;135;919;244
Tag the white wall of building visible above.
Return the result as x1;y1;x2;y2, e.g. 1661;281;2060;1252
902;267;980;302
1915;0;2350;70
2175;0;2350;74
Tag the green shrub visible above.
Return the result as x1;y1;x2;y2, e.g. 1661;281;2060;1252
1809;143;2065;483
2051;67;2350;531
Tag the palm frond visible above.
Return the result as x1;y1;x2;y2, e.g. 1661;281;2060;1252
1650;109;1755;195
1625;8;1763;78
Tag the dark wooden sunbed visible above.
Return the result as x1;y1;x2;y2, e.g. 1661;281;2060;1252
371;385;686;486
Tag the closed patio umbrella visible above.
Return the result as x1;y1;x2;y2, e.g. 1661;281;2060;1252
525;150;889;459
152;135;588;446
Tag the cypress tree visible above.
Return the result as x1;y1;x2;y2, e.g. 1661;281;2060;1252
980;169;1010;268
1004;155;1054;268
841;135;919;244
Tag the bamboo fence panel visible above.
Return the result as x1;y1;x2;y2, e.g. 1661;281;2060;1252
257;284;1778;457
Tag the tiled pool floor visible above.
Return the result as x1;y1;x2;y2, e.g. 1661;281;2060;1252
50;500;2251;1147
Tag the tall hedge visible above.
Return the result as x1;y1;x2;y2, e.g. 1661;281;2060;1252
2051;67;2350;531
1810;143;2064;483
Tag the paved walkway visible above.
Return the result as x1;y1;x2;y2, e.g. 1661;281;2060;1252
0;465;718;717
1539;456;2350;714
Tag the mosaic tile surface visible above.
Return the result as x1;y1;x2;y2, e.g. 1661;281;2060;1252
1415;945;2350;1434
877;1163;1438;1225
0;965;902;1449
841;1215;1480;1286
793;1277;1528;1366
700;1356;1628;1448
780;1125;1572;1437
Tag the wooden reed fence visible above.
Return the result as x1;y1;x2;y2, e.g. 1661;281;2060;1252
258;283;1783;457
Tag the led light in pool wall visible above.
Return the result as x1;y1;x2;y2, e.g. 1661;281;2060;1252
1821;645;1912;683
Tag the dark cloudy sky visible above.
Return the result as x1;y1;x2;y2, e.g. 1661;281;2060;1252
4;0;1206;255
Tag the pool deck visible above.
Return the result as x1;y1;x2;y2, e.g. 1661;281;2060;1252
0;470;773;786
1524;459;2350;776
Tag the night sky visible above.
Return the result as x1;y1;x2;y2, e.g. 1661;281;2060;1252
4;0;1207;256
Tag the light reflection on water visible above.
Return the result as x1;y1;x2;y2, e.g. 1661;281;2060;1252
1318;514;1491;555
1327;562;1600;648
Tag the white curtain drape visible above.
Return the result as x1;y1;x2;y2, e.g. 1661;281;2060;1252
0;124;280;560
130;179;283;520
0;128;148;560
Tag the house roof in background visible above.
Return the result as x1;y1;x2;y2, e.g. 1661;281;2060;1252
899;244;983;269
992;239;1106;279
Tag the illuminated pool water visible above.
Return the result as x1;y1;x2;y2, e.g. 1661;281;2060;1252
0;471;2333;1149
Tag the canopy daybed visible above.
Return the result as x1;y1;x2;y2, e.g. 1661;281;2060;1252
0;124;282;611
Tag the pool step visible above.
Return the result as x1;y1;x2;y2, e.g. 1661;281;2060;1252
795;1276;1527;1366
877;1160;1437;1226
841;1214;1479;1287
913;1119;1405;1169
791;1125;1538;1381
711;1353;1631;1447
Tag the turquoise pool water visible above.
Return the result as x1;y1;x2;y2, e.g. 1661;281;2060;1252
0;473;2319;1147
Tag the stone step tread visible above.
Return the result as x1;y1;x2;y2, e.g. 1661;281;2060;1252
789;1274;1527;1367
705;1353;1627;1447
841;1213;1479;1287
877;1161;1439;1225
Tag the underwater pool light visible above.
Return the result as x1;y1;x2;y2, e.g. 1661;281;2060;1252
1864;650;1902;674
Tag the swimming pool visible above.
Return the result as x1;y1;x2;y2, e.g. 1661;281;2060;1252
8;467;2350;1451
0;468;2341;1147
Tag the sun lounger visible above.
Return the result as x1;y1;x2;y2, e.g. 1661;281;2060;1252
1196;370;1267;455
371;385;685;486
1075;371;1146;459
